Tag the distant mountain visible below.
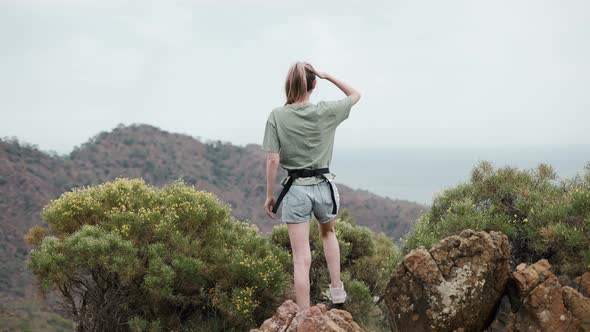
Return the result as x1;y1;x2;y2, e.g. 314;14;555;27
0;123;425;297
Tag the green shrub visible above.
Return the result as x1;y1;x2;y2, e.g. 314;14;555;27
26;178;290;331
269;211;400;331
404;161;590;276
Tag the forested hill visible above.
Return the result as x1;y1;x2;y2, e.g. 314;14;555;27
0;123;425;297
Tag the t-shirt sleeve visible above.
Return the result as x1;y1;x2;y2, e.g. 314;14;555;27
323;95;354;125
262;112;280;152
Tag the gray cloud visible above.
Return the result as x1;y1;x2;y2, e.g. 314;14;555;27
1;0;589;154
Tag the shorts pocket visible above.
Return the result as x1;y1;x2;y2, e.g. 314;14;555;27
285;187;307;207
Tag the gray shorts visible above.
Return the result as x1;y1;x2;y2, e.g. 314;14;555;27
281;179;340;224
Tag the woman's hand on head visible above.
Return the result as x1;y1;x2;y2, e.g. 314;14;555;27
313;70;329;79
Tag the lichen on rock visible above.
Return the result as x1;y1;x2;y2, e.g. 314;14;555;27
383;229;510;332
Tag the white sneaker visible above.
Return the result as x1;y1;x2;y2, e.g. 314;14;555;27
329;280;347;304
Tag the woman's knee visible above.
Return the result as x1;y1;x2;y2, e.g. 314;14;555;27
318;219;336;238
293;252;312;268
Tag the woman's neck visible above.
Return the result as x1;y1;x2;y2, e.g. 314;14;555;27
293;94;311;104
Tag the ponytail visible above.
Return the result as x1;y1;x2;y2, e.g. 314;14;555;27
284;62;316;105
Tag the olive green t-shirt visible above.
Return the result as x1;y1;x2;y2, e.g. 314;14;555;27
262;95;354;185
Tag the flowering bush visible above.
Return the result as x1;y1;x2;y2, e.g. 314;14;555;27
404;161;590;276
26;178;290;331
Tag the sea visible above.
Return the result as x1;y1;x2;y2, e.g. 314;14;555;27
331;145;590;206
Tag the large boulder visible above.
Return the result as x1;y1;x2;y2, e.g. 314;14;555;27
250;299;364;332
384;229;510;332
487;259;590;332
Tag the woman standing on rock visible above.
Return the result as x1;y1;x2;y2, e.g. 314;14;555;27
262;61;362;310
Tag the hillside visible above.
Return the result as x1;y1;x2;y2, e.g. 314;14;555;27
0;123;425;298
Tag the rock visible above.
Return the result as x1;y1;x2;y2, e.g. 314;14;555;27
383;229;510;332
487;259;590;332
509;260;572;332
575;272;590;298
563;286;590;331
507;258;553;308
252;299;300;332
251;300;364;332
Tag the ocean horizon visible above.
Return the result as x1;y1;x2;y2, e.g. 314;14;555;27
331;145;590;205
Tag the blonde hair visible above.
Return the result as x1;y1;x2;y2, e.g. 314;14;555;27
284;61;316;105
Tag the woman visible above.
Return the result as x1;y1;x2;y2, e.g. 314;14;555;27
262;61;362;310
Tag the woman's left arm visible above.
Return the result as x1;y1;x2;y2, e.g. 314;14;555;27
264;152;280;219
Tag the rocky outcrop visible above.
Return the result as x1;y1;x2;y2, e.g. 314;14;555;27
514;259;573;331
250;300;364;332
383;229;510;332
489;259;573;331
563;286;590;331
575;272;590;298
487;259;590;332
380;228;590;332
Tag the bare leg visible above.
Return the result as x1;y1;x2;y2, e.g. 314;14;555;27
318;217;341;288
287;221;312;309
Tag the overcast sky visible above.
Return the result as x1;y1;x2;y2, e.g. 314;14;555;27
1;0;589;154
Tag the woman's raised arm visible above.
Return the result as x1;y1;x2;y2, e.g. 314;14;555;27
314;71;362;105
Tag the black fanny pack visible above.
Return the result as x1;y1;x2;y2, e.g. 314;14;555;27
272;167;338;214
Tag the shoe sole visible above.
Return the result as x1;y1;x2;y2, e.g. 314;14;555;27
327;302;345;310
